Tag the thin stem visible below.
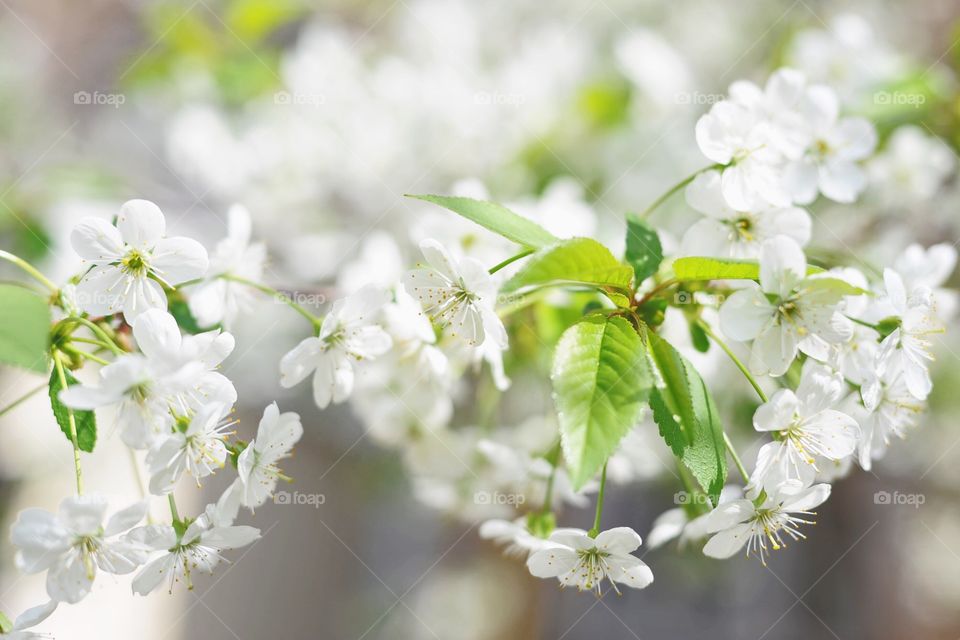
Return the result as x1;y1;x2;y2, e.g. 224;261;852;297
68;337;116;351
846;315;880;331
73;350;111;366
0;384;46;417
53;351;84;495
588;463;608;537
724;433;750;483
0;250;58;293
638;164;722;220
697;319;768;403
221;274;323;330
168;493;180;522
60;317;124;354
637;278;679;306
488;249;534;275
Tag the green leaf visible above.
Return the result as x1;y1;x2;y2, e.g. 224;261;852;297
646;331;726;505
673;256;824;281
502;238;634;297
689;321;710;353
800;277;870;297
408;194;558;249
49;368;97;453
552;315;651;489
624;217;663;284
0;284;51;373
0;612;12;634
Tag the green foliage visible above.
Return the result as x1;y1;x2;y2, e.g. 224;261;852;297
409;195;558;249
577;78;632;130
646;331;726;505
552;315;651;489
49;368;97;453
502;238;634;298
673;256;825;281
0;284;51;373
624;217;663;284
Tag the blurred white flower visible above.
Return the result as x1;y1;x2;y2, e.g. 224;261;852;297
187;204;267;329
279;286;392;408
71;200;208;322
876;269;941;400
527;527;654;594
479;518;558;558
695;100;789;209
856;369;925;470
231;402;303;509
11;495;147;604
783;85;876;204
869;126;955;205
0;600;57;639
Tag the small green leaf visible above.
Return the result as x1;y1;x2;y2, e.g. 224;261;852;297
0;284;51;373
552;315;651;489
673;256;824;281
646;331;726;505
49;368;97;453
408;194;558;248
625;217;663;284
502;238;634;296
689;321;710;353
800;277;870;297
0;611;12;634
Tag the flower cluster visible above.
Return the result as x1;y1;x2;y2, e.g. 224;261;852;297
2;201;303;631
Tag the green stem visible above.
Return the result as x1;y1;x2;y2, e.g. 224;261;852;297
53;351;84;495
638;164;723;220
168;493;180;522
221;274;323;330
60;317;124;354
697;319;768;403
724;433;750;483
488;249;534;275
0;384;46;417
68;337;116;351
72;350;111;366
0;250;58;293
588;463;607;537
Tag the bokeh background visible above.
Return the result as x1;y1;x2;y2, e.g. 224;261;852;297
1;0;960;638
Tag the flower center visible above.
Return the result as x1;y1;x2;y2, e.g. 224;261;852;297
121;249;150;276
